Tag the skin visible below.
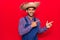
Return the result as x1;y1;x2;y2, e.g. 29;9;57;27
26;7;54;28
26;7;35;17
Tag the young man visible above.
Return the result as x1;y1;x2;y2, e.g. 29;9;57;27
18;2;53;40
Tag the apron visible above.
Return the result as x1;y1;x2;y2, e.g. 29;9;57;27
22;17;39;40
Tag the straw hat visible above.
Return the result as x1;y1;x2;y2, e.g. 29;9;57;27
20;2;40;10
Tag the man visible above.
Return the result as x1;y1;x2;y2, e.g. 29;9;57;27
18;2;53;40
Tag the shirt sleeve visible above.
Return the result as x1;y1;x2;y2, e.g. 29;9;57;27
18;18;32;36
37;20;48;34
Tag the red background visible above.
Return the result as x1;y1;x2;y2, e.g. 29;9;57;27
0;0;60;40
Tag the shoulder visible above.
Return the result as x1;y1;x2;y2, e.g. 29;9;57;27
19;17;25;22
35;18;40;22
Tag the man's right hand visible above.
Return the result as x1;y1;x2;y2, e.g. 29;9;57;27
31;20;40;28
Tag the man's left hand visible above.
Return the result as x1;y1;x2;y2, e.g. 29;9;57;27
46;20;54;28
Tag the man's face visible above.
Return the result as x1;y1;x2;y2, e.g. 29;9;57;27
26;7;36;17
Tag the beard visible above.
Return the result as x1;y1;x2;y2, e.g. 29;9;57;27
28;13;34;17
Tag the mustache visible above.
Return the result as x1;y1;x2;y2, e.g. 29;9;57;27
30;12;33;13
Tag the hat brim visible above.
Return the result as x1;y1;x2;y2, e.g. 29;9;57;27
20;2;40;10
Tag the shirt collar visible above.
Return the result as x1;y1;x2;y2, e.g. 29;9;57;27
26;15;35;21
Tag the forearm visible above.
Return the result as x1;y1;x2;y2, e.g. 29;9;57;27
18;25;32;35
38;26;48;33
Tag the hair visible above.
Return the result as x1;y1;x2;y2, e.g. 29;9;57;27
26;7;36;10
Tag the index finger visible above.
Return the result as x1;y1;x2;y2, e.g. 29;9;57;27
35;20;40;23
49;21;54;24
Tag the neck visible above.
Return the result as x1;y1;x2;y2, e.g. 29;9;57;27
28;16;33;20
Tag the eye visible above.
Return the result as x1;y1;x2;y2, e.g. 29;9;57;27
28;9;31;11
32;8;35;10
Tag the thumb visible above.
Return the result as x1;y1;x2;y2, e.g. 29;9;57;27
46;20;48;23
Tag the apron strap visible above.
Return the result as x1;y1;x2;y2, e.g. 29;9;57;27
24;17;28;24
24;17;36;24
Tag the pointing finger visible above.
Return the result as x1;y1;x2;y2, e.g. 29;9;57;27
49;21;54;24
35;20;40;23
